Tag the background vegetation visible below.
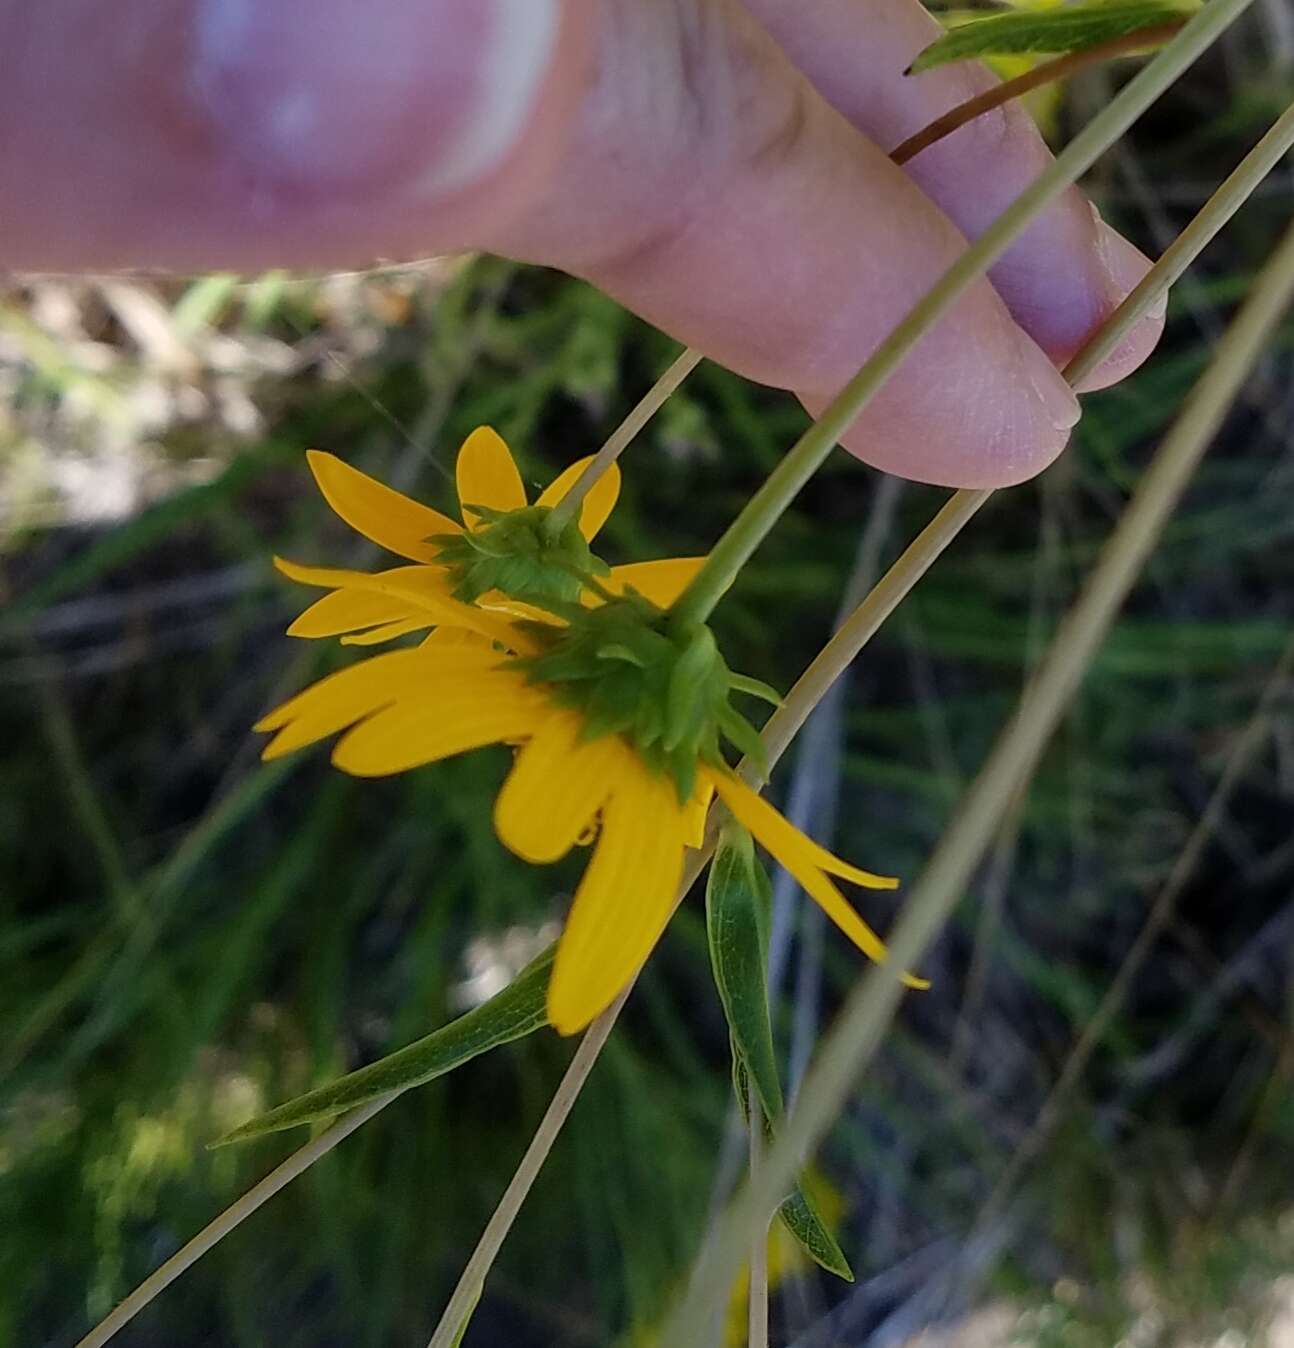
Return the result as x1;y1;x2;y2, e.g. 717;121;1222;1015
3;23;1294;1347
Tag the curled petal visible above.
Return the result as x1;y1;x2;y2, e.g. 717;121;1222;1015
706;770;926;990
706;769;897;890
273;557;538;652
340;617;433;646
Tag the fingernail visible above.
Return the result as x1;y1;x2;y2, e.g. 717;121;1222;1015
194;0;560;198
1094;215;1156;312
1074;216;1166;393
1012;325;1081;433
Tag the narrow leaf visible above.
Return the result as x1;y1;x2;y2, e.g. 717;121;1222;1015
728;673;784;707
706;829;783;1123
908;0;1196;72
778;1186;854;1282
214;947;554;1146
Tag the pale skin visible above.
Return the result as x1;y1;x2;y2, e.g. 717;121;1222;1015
0;0;1164;488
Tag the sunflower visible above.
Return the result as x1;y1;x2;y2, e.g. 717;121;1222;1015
278;426;707;648
258;433;922;1034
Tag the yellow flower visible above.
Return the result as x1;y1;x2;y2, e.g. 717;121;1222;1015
279;426;707;646
258;434;924;1034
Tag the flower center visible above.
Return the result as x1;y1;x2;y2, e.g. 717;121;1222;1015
433;505;610;606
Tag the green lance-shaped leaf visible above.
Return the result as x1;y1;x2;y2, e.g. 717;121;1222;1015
707;827;782;1122
778;1186;854;1283
908;0;1197;73
706;828;853;1281
214;946;554;1146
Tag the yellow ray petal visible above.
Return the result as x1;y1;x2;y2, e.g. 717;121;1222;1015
494;711;622;863
256;648;444;756
306;450;459;562
706;772;926;990
600;557;707;609
274;556;455;603
547;753;687;1035
682;777;715;849
273;557;537;652
340;617;432;646
287;588;413;639
783;862;927;990
331;673;546;776
706;770;898;890
475;591;565;625
456;426;527;527
535;457;621;541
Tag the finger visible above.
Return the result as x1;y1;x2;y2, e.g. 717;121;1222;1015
743;0;1165;392
1;0;1077;487
0;0;593;271
497;0;1079;487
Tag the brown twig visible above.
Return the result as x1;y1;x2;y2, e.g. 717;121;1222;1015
891;21;1188;167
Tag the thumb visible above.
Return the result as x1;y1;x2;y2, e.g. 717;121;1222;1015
0;0;591;271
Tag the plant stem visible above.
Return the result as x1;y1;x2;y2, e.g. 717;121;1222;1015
545;345;704;535
660;207;1294;1346
665;0;1258;631
75;1092;399;1348
891;21;1186;167
423;883;694;1348
748;1081;770;1348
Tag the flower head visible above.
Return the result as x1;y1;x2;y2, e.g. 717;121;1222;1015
259;432;923;1033
280;426;706;647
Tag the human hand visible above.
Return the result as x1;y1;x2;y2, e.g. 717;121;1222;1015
0;0;1164;487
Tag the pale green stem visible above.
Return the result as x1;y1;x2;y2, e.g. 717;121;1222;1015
75;1093;398;1348
660;209;1294;1346
748;1080;770;1348
666;0;1262;630
545;345;704;535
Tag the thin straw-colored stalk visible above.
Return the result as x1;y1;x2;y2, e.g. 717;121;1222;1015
748;1081;770;1348
425;988;631;1347
975;630;1294;1228
74;1093;398;1348
545;345;703;533
660;211;1294;1345
665;0;1259;629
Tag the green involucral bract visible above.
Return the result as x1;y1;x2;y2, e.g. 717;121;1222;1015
431;504;610;605
515;592;770;803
